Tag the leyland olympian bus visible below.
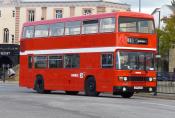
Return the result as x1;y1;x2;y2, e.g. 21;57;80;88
20;12;157;98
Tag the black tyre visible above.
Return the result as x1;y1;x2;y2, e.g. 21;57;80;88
34;76;51;94
85;77;100;96
121;92;134;98
65;91;79;95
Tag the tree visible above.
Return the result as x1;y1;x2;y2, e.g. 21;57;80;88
158;15;175;56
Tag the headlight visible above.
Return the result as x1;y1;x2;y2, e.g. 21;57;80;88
149;77;153;82
123;77;128;81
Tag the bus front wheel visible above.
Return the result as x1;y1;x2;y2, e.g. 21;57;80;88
85;77;100;96
121;92;134;98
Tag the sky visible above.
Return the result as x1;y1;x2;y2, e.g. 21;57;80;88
23;0;172;14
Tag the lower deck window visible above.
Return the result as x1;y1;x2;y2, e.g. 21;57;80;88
34;56;47;68
49;56;63;68
102;53;113;68
64;54;80;68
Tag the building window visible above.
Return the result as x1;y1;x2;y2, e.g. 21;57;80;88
64;54;80;68
82;19;99;34
65;21;81;35
28;10;35;22
102;53;113;68
50;23;64;36
12;11;15;17
83;9;92;15
34;56;47;69
28;56;33;69
55;9;63;18
3;28;9;43
41;7;47;20
97;7;106;14
34;25;49;38
11;35;14;43
49;55;63;68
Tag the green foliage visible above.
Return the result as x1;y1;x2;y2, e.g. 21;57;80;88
157;15;175;56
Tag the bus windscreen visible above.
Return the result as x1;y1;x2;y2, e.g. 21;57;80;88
117;51;155;71
119;17;155;34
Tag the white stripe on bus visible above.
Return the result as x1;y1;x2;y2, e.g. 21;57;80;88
20;47;157;55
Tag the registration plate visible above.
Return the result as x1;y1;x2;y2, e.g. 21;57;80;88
134;86;143;90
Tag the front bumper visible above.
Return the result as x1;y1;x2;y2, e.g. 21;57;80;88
113;86;156;94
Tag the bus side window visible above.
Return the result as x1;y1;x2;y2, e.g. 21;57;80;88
82;19;99;34
48;55;63;68
34;56;48;69
22;26;34;38
50;23;64;36
65;21;81;35
100;17;116;33
34;25;49;38
101;53;113;68
28;56;33;69
64;54;80;68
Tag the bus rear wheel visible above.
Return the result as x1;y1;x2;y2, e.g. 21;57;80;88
34;76;51;94
65;91;79;95
121;92;134;98
85;77;100;96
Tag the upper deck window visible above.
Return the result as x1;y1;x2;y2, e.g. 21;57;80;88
35;25;49;38
50;23;64;36
65;21;81;35
100;18;115;33
119;17;155;34
82;20;98;34
22;26;34;38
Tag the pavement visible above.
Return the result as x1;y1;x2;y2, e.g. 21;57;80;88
135;93;175;100
0;82;175;118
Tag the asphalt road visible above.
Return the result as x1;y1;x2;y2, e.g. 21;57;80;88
0;83;175;118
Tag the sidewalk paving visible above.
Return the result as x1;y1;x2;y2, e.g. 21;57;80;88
0;80;19;84
135;93;175;100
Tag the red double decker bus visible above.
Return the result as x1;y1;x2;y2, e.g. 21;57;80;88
20;12;157;98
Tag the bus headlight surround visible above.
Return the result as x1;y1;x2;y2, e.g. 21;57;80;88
118;77;128;81
149;87;153;92
149;77;153;82
123;77;128;81
123;87;127;91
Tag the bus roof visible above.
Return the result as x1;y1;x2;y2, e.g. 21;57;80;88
23;12;154;27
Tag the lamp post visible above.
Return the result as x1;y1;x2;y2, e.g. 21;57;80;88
139;0;141;12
